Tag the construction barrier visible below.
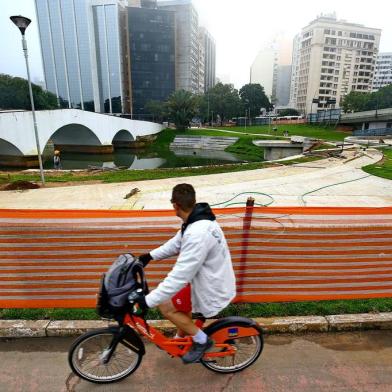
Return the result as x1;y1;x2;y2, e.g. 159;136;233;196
0;207;392;308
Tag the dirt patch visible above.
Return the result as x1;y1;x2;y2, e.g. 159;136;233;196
1;180;41;191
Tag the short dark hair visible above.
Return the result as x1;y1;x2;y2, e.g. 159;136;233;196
171;183;196;211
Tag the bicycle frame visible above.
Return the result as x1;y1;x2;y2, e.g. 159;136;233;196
122;312;243;359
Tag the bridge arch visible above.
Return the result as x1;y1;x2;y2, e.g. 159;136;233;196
112;129;135;148
46;124;102;148
0;139;24;156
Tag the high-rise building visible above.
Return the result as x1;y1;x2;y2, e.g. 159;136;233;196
250;37;292;106
158;0;200;94
288;34;301;108
275;65;292;106
127;4;176;117
200;27;216;93
197;29;206;94
250;47;276;99
372;53;392;91
290;14;381;114
35;0;131;113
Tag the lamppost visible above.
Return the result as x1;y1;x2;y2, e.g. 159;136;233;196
10;15;45;185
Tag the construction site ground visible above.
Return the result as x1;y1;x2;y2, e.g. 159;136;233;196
0;148;390;210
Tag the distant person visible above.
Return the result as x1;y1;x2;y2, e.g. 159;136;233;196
54;150;62;170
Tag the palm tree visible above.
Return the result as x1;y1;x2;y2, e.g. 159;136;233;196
166;90;198;131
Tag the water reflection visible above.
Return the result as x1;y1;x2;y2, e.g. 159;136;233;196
42;148;248;170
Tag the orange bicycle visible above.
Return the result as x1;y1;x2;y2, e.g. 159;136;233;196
68;290;263;383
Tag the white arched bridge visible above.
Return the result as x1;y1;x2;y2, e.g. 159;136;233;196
0;109;164;166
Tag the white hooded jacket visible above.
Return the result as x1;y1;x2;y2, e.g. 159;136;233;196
145;204;236;317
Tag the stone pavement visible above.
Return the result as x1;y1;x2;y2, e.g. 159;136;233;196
1;312;392;338
0;148;391;210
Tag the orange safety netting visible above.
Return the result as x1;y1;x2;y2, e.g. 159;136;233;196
0;206;392;308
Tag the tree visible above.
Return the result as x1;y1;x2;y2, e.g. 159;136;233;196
341;85;392;113
277;108;300;116
0;73;58;110
239;83;271;118
341;91;369;113
144;100;167;123
205;83;242;125
166;90;198;130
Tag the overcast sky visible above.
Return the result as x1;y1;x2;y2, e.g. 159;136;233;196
0;0;391;89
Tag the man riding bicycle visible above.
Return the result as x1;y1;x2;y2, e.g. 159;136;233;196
138;183;236;364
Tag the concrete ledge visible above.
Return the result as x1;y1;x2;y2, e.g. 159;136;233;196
1;313;392;338
326;312;392;332
258;316;329;334
0;320;50;337
46;320;110;337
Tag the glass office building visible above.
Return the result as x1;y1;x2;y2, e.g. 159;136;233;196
128;6;175;118
35;0;130;113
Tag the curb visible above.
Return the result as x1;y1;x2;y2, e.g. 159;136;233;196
1;313;392;338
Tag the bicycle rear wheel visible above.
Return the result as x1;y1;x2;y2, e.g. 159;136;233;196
68;328;142;384
201;325;263;373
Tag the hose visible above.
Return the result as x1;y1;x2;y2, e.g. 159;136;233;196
210;191;275;208
300;174;371;206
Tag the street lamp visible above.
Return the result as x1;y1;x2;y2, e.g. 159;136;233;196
10;15;45;185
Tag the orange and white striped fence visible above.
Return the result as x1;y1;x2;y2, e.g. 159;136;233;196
0;206;391;308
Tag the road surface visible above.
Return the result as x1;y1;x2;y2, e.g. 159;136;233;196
1;330;391;391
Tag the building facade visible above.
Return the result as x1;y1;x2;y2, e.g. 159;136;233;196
372;53;392;91
197;28;206;94
200;27;216;93
288;34;301;108
291;14;381;114
127;5;176;118
158;0;200;94
275;65;292;106
35;0;130;113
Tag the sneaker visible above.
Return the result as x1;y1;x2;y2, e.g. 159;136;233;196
181;338;214;364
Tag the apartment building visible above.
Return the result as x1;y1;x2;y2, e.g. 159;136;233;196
158;0;200;94
200;27;216;93
372;53;392;91
291;14;381;114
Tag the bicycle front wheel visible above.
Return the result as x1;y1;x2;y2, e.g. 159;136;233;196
68;328;142;384
201;326;263;373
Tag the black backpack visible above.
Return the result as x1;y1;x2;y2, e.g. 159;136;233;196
96;254;148;318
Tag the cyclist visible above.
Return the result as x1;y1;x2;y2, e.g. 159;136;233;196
138;183;236;364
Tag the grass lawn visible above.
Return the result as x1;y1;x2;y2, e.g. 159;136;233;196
2;298;391;320
218;124;351;142
362;147;392;180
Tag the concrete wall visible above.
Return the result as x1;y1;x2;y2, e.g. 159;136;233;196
0;109;163;156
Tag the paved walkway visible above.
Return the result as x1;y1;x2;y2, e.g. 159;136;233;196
1;331;391;391
0;149;391;210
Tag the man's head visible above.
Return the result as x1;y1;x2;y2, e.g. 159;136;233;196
171;183;196;219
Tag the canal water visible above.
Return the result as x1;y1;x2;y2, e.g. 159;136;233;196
42;148;251;170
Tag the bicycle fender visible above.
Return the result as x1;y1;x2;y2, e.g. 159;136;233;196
115;325;146;356
203;316;263;336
